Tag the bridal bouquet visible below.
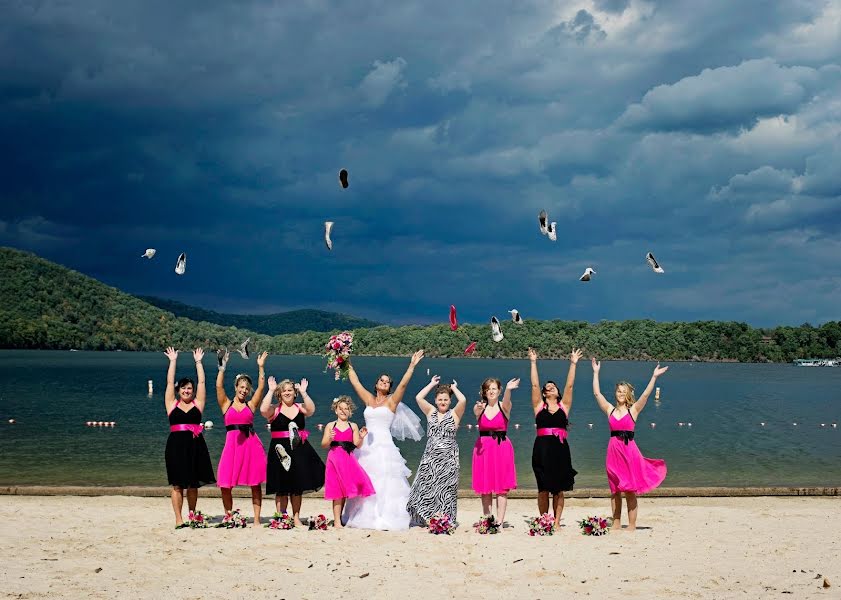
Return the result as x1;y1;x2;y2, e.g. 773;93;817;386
579;515;611;536
527;513;555;536
186;510;208;529
428;513;456;535
324;331;354;381
266;511;295;530
308;514;329;531
473;514;500;535
216;509;248;529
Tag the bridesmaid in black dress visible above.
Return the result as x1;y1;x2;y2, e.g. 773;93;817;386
529;347;582;527
164;346;215;528
260;376;325;527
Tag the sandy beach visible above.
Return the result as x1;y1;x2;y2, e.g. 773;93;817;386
1;494;838;599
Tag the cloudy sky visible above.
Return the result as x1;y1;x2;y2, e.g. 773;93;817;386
1;0;840;327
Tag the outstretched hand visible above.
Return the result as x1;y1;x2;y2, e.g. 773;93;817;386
164;347;178;361
653;363;669;378
451;379;459;390
410;349;425;367
256;351;269;368
429;375;441;386
591;357;601;373
527;347;537;362
192;348;204;363
218;349;230;372
505;377;521;391
267;376;278;392
297;378;309;394
570;348;582;364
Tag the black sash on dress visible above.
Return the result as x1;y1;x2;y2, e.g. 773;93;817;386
610;430;635;445
479;430;508;444
329;441;357;454
226;424;255;435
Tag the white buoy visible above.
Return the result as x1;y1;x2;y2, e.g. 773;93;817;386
317;423;324;431
265;423;271;430
514;424;520;429
678;422;684;427
587;423;593;429
8;419;15;424
650;423;656;428
687;422;692;427
148;380;153;395
204;420;214;429
109;421;116;427
821;423;826;428
792;422;798;426
466;424;473;430
86;421;92;427
760;422;765;427
655;387;660;400
832;423;838;429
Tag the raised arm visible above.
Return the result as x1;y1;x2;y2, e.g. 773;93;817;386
528;348;543;414
216;349;230;411
415;375;439;417
631;363;669;419
389;349;424;408
501;377;520;419
164;347;178;410
247;351;268;410
347;360;375;406
559;348;582;412
321;421;335;449
591;357;613;416
193;348;206;410
451;379;468;424
297;378;316;417
260;376;278;419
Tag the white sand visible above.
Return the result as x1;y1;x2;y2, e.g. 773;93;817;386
1;495;838;599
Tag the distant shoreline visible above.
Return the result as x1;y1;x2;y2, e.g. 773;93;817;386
2;485;839;498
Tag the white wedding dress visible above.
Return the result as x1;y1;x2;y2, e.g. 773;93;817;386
343;404;422;530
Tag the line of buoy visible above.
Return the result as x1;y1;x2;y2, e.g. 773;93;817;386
85;421;116;427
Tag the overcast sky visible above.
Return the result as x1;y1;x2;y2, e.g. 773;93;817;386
1;0;840;327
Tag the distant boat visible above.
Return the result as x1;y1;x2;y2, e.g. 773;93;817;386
793;358;839;367
69;349;78;352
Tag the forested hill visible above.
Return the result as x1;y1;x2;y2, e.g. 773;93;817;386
1;246;840;361
137;296;381;335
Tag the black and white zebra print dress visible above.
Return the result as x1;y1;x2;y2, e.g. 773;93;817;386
407;410;459;526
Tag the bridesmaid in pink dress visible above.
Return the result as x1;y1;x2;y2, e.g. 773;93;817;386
215;349;268;524
471;377;520;527
321;395;375;528
591;357;669;531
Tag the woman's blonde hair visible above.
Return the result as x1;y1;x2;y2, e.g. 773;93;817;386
331;395;356;415
234;374;253;391
273;379;297;401
615;381;636;406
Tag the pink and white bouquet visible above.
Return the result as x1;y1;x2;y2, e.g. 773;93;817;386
473;514;500;535
428;513;456;535
579;515;611;536
527;513;555;536
216;508;248;529
324;331;354;380
308;514;329;531
187;510;208;529
266;511;295;530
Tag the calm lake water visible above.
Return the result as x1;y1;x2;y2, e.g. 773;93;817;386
1;351;840;489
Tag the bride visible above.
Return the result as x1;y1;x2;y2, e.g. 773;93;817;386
342;350;425;530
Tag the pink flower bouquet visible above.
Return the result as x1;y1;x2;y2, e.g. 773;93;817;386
428;513;456;535
579;515;611;536
528;513;555;536
308;514;329;531
266;511;295;530
324;331;354;381
473;514;500;535
187;510;208;529
216;508;248;529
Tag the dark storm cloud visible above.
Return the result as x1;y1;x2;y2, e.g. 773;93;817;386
1;0;839;327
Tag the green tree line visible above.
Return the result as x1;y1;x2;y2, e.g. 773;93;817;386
1;247;839;361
